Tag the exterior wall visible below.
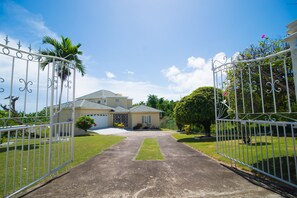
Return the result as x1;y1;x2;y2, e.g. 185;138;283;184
106;97;129;108
88;98;107;105
127;99;133;109
81;96;132;109
130;112;161;129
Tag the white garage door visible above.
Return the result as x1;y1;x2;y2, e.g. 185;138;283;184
86;114;109;129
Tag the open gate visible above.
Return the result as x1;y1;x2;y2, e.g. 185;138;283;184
0;36;76;197
212;22;297;189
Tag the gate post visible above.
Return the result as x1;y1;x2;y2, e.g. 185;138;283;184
284;20;297;101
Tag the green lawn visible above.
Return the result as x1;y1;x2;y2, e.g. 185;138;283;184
172;133;297;185
135;138;164;160
0;133;125;197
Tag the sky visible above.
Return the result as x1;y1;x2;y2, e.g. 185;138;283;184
0;0;297;107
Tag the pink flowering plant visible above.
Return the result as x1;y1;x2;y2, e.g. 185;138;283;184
238;34;289;60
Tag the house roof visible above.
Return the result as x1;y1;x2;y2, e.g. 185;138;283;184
60;100;114;110
129;105;162;113
114;106;129;113
77;90;126;100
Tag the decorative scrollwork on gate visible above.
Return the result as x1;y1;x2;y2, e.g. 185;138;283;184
19;78;33;93
266;80;281;93
65;79;72;89
0;77;4;93
47;76;58;89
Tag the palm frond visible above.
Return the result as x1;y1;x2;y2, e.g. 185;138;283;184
40;35;85;77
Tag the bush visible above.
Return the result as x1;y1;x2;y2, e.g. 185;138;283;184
75;116;95;132
114;122;125;128
183;124;190;135
0;136;7;144
133;123;142;130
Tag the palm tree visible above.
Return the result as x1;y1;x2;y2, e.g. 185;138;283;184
39;35;86;114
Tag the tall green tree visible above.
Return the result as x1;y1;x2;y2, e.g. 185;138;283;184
146;95;158;108
39;36;86;111
174;87;221;136
145;94;176;117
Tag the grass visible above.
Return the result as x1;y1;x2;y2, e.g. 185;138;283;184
135;138;164;160
172;133;297;185
0;132;125;197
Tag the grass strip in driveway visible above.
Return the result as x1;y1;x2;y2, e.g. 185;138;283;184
135;138;164;160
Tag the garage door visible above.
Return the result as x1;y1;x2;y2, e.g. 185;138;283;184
86;114;109;129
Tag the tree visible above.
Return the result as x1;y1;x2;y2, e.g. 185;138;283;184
75;116;95;133
145;95;176;117
174;87;221;136
39;36;86;112
173;98;192;131
146;95;158;108
0;96;19;117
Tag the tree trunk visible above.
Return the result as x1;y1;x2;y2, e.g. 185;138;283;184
203;122;211;137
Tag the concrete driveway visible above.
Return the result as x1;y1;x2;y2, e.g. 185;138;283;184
89;127;130;135
22;131;287;198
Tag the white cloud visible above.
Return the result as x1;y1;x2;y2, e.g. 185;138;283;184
105;71;115;78
162;52;230;93
127;71;134;75
187;56;206;69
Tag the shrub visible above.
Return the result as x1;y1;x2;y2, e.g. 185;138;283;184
0;136;7;144
114;122;125;128
133;123;142;130
75;116;95;132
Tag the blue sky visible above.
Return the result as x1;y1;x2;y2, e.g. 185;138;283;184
0;0;297;104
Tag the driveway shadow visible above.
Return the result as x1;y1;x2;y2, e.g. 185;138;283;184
177;136;216;143
221;164;297;198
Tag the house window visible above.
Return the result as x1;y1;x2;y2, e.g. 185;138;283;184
115;98;119;102
97;100;101;104
142;115;151;124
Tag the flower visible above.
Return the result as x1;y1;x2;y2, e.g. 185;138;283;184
261;34;265;39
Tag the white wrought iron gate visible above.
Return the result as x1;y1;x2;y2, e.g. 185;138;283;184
212;35;297;188
0;36;76;197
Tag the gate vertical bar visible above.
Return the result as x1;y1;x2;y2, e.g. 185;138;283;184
48;60;56;173
212;59;218;153
72;68;76;161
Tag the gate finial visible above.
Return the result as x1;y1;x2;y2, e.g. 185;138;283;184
17;40;22;49
4;35;9;45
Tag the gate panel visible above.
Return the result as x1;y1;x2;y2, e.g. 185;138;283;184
0;36;75;197
213;49;297;188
